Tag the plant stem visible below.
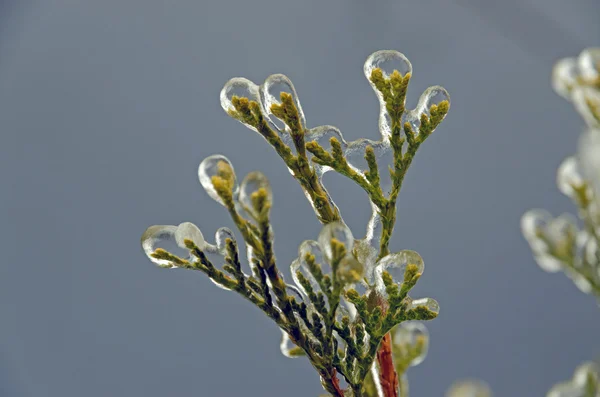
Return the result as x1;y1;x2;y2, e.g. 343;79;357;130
376;333;399;397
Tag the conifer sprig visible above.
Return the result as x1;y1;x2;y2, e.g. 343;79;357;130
142;50;450;397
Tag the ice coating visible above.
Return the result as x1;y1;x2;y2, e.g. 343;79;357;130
299;240;329;274
291;240;328;298
547;362;600;397
567;268;593;294
353;223;379;282
557;157;585;199
576;231;599;268
220;50;450;253
336;255;364;285
552;57;579;99
345;138;395;192
215;227;236;253
285;283;306;304
220;77;261;132
141;225;180;268
204;230;239;291
318;221;354;260
141;222;243;290
578;129;600;195
260;73;306;136
404;85;451;135
141;222;207;268
364;50;413;80
552;48;600;101
174;222;205;249
364;50;412;139
198;154;238;206
374;250;424;293
393;321;429;366
572;86;600;128
371;364;385;397
578;48;600;82
521;210;578;273
239;171;272;215
572;362;600;386
279;329;303;358
335;300;356;323
305;125;345;176
409;297;439;314
290;258;314;297
521;209;552;242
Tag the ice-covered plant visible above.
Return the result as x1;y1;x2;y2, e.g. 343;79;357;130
522;47;600;302
547;362;600;397
141;50;451;396
521;47;600;397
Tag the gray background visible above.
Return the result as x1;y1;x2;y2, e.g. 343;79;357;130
1;0;599;396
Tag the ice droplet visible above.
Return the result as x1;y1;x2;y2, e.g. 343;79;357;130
374;250;424;293
573;362;600;387
546;383;582;397
578;48;600;83
174;222;205;249
446;380;492;397
404;86;450;135
299;240;329;274
353;237;378;283
552;57;579;99
578;129;600;195
142;223;204;268
290;258;313;296
215;227;236;253
335;300;356;324
198;154;238;206
220;77;261;132
291;240;328;297
544;214;578;250
393;321;429;366
364;50;413;80
279;329;304;358
557;157;585;199
521;209;552;242
197;233;234;291
354;201;384;283
318;221;354;260
285;283;305;301
260;74;306;136
141;225;180;268
521;210;577;273
547;362;600;397
337;255;365;285
567;270;593;294
409;297;439;315
239;171;272;216
364;50;412;139
305;125;345;175
576;231;599;267
572;86;600;128
345;139;395;194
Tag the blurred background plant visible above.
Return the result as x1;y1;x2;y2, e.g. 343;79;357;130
522;48;600;302
522;47;600;396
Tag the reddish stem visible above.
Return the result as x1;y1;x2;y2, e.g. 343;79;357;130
330;368;345;397
376;333;399;397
